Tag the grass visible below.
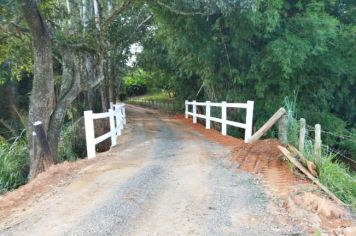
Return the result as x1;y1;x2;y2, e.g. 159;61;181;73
0;132;29;193
283;96;356;210
127;91;183;113
132;91;174;102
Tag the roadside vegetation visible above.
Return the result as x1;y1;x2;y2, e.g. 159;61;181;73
284;96;355;210
0;134;28;192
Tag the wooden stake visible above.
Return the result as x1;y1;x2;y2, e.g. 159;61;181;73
278;114;288;145
278;145;345;206
299;118;306;153
315;124;321;161
247;108;286;143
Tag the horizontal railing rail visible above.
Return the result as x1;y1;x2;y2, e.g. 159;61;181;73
185;100;254;142
84;103;126;158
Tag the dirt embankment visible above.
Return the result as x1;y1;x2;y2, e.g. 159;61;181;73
177;115;355;235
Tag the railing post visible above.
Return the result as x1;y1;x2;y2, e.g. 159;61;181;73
245;101;254;142
110;102;113;110
315;124;321;161
123;105;126;125
193;100;197;123
299;118;306;153
185;100;188;118
109;109;117;147
221;101;227;135
84;110;96;158
206;101;211;129
114;105;122;136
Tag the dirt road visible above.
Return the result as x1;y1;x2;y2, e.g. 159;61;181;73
0;105;304;235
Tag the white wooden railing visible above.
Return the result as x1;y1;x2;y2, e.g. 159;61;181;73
185;100;254;142
84;103;126;158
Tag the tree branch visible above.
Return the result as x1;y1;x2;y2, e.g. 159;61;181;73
155;0;210;16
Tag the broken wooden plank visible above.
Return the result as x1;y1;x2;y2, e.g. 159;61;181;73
247;107;286;143
278;145;345;206
288;145;317;177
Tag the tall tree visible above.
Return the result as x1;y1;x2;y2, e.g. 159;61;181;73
16;0;55;178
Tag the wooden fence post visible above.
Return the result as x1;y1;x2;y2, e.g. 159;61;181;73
247;107;286;143
206;101;211;129
84;110;96;158
245;101;254;142
109;109;117;147
278;114;288;145
315;124;321;160
193;100;197;123
221;101;227;135
299;118;306;153
32;131;37;162
33;121;53;165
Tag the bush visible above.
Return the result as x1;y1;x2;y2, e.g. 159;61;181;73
0;133;29;192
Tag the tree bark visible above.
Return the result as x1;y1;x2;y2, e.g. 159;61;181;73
17;0;55;179
48;49;82;163
85;54;96;110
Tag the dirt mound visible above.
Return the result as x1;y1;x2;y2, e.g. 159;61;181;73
177;115;297;197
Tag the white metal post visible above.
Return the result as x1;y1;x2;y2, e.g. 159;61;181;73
114;106;122;136
221;101;227;135
110;102;114;110
123;106;126;125
84;110;96;158
206;101;211;129
109;109;117;147
185;100;188;118
244;101;254;142
193;100;197;123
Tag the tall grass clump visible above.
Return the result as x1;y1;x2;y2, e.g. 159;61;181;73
284;95;356;210
0;132;29;193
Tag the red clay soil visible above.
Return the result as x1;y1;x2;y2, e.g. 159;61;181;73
176;115;299;196
177;115;355;235
0;159;92;220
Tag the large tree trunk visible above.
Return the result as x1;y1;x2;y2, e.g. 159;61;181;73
17;0;55;179
48;49;82;162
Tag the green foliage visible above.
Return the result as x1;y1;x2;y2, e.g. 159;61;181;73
58;122;86;162
0;133;29;192
124;69;150;96
138;0;355;149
